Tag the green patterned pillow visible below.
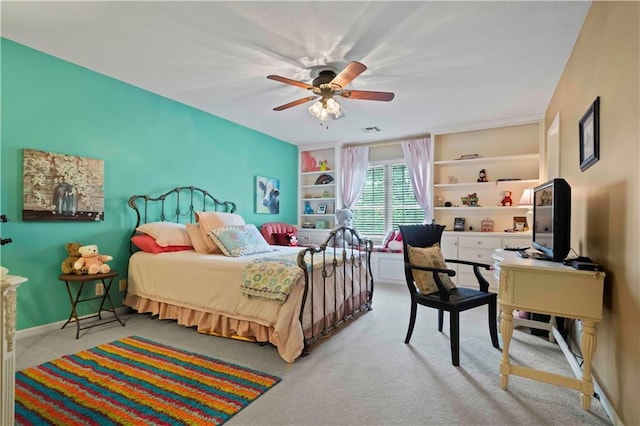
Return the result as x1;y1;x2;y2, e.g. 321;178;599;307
208;224;273;257
407;243;456;294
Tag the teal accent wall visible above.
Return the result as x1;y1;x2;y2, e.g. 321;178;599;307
0;39;298;330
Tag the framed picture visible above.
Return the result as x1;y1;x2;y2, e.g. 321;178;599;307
513;216;527;232
255;176;280;214
22;149;105;221
317;204;327;214
454;217;465;232
579;96;600;172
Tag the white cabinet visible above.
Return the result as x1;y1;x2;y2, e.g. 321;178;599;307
433;122;541;233
442;232;533;292
298;146;339;245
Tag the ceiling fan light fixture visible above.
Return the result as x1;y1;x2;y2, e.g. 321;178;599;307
308;101;323;117
318;107;329;121
326;98;341;116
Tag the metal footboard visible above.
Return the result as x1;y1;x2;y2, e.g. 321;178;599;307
296;226;374;356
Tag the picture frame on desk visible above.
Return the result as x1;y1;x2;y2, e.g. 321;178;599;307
317;204;327;214
579;96;600;172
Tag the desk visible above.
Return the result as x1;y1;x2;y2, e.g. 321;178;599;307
492;250;605;411
59;271;125;339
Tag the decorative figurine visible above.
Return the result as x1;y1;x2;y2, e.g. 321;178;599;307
501;190;513;206
304;201;314;214
477;169;488;182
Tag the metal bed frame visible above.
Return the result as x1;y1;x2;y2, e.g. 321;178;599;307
127;186;374;357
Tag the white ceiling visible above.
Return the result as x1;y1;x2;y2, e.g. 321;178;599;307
1;1;590;147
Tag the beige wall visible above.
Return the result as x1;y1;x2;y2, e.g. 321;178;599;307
545;2;639;423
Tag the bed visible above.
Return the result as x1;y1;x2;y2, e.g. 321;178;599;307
124;186;374;362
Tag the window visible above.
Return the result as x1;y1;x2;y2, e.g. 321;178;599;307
352;163;424;236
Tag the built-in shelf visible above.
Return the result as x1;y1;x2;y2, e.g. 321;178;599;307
434;153;539;166
434;179;539;189
434;206;531;211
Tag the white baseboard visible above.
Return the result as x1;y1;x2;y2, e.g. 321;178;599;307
552;326;623;425
16;307;130;340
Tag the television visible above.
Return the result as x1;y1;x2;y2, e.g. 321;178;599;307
532;178;571;262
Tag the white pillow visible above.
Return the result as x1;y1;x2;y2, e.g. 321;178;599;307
136;222;192;248
185;223;213;254
196;212;246;253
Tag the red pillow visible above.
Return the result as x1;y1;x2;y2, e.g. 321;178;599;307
272;232;291;246
131;234;192;254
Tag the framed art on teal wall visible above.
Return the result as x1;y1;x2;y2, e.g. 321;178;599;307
256;176;280;214
22;149;105;221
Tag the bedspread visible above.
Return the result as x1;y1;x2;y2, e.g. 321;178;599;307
241;253;301;304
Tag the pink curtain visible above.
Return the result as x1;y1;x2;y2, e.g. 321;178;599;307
401;137;433;223
340;145;369;209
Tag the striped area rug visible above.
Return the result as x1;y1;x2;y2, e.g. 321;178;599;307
15;336;281;425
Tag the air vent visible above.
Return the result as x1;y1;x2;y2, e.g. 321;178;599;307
361;126;381;133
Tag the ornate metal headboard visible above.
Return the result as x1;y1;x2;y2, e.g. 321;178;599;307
127;186;237;233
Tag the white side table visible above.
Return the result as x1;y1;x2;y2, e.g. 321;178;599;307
1;269;28;426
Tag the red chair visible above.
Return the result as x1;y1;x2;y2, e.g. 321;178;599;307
260;222;298;245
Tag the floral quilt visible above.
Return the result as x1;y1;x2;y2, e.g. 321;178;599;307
241;253;303;304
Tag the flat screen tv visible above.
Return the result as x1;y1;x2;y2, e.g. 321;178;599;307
532;178;571;262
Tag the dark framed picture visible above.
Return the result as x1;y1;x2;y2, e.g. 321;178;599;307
579;96;600;172
454;217;465;232
317;204;327;214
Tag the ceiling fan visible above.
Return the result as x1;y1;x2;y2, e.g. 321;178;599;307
267;61;394;120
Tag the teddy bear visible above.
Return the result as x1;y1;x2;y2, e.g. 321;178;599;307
334;208;357;247
61;242;87;275
501;190;513;206
74;244;113;274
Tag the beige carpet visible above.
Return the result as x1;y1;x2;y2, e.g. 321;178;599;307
17;281;610;425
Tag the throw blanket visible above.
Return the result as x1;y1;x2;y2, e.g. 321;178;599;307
241;253;302;304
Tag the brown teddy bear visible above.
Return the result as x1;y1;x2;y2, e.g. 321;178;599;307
61;242;87;275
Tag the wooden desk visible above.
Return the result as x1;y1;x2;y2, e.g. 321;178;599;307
492;250;605;411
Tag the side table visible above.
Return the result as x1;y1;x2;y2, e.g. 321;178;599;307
59;271;125;339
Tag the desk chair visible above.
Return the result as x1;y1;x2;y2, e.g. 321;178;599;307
399;224;500;366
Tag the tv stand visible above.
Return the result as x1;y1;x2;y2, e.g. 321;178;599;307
492;249;605;411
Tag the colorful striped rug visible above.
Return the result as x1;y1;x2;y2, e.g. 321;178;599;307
15;336;281;425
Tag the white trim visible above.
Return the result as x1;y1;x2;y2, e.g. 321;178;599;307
16;307;130;340
430;114;543;135
552;327;623;425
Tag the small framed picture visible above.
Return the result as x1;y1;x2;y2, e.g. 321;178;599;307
513;216;527;232
454;217;465;231
579;96;600;172
317;204;327;214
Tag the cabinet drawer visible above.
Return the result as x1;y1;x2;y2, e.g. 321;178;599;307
458;247;496;263
457;270;498;292
458;236;501;249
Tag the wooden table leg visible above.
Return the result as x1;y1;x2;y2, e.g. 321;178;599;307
500;306;514;389
580;320;597;411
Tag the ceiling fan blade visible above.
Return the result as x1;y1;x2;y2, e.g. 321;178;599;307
273;96;318;111
330;61;367;89
341;90;395;101
267;75;315;90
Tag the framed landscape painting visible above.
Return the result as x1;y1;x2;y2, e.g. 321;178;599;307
22;149;105;221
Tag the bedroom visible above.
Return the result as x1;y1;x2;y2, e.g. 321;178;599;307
1;1;638;425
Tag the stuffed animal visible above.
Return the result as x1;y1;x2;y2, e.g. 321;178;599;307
501;190;513;206
319;160;329;171
74;244;113;274
288;234;298;247
61;242;86;275
334;208;357;247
